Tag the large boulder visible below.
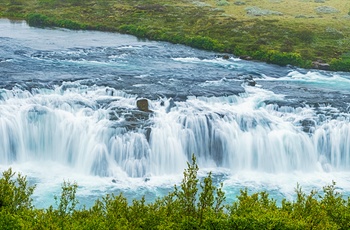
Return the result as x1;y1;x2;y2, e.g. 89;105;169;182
312;61;330;70
137;98;152;112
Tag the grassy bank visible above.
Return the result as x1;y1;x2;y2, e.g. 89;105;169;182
1;157;350;229
1;0;350;71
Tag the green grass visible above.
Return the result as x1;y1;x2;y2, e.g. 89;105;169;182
1;0;350;71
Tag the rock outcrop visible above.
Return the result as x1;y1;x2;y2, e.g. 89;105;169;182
137;98;152;112
312;61;330;70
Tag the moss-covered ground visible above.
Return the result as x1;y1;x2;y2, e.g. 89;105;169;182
1;0;350;71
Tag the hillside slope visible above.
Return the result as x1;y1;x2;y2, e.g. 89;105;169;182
1;0;350;71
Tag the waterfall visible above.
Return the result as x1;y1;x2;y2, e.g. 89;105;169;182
1;82;350;178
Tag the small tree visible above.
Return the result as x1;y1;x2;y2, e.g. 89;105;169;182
53;181;78;229
174;155;199;219
198;172;215;224
55;181;78;217
174;155;226;227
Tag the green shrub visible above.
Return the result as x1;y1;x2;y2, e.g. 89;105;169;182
26;13;52;27
250;50;311;68
55;19;88;30
187;36;224;51
267;50;298;66
0;168;35;213
330;58;350;72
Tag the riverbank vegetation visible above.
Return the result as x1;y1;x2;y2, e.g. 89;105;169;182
1;0;350;71
1;156;350;229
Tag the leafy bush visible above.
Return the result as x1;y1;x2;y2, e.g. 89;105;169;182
0;168;35;212
251;50;311;68
268;50;303;66
186;36;224;52
26;13;53;27
330;58;350;72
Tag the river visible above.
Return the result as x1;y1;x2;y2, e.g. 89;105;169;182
1;18;350;208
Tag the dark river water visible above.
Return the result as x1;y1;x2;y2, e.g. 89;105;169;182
1;18;350;208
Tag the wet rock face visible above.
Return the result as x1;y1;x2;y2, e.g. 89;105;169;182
238;75;256;86
108;107;152;132
137;99;152;112
166;98;176;113
300;119;317;133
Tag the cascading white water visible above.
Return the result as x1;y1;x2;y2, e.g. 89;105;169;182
1;82;350;179
0;83;144;177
